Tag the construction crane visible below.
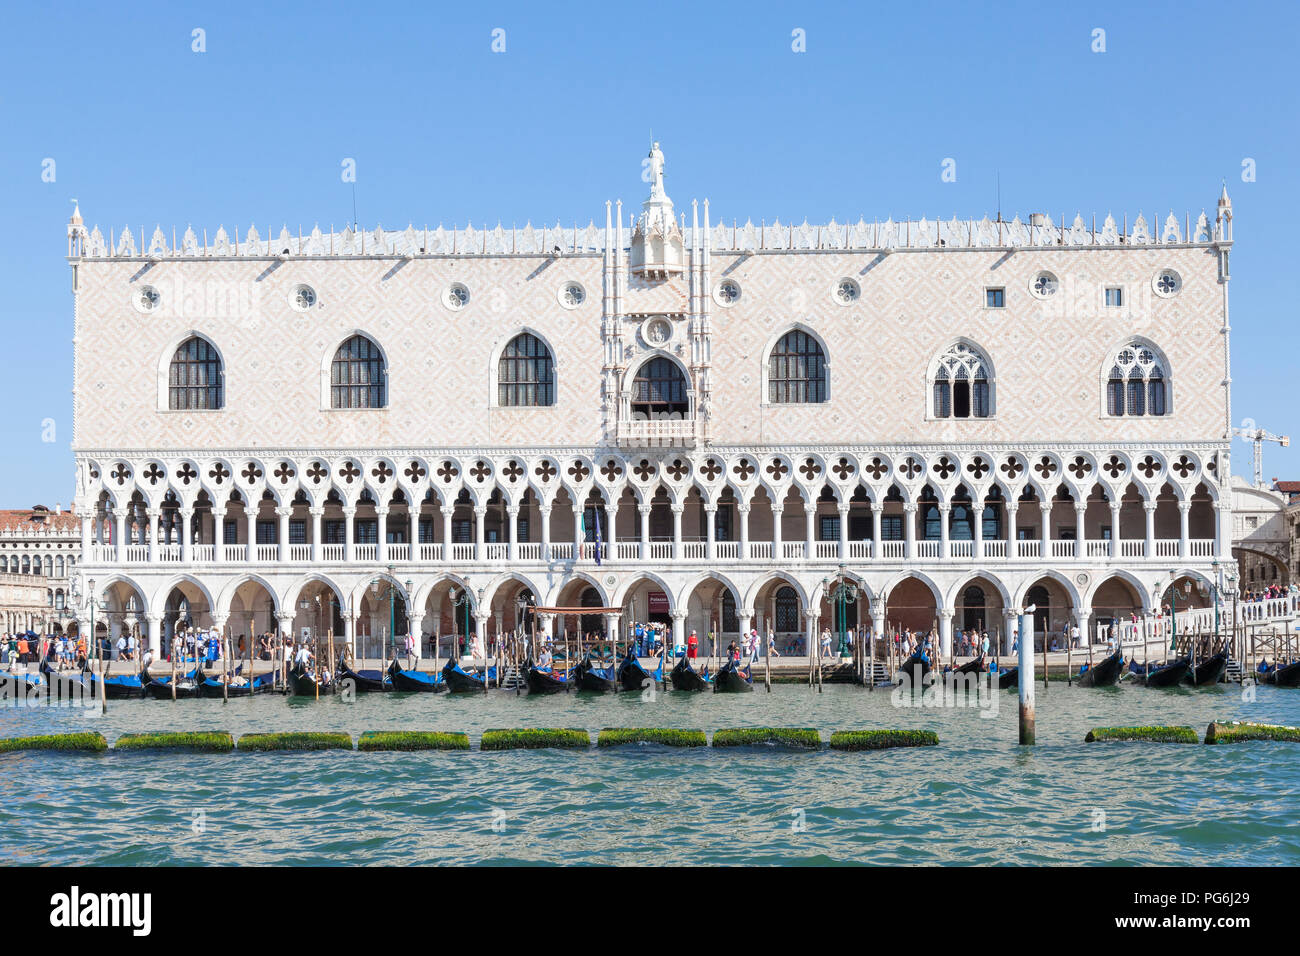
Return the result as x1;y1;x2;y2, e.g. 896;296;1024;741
1232;424;1289;488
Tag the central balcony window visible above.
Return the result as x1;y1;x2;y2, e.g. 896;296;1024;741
619;356;695;447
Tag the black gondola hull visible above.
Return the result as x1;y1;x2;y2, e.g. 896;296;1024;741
1077;651;1124;687
287;665;334;696
1144;657;1192;688
1189;652;1228;686
389;660;446;692
337;662;389;693
1272;660;1300;688
712;660;754;693
896;653;932;689
996;666;1019;689
441;658;487;693
669;656;709;692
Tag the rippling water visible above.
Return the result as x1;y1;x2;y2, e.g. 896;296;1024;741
1;681;1296;865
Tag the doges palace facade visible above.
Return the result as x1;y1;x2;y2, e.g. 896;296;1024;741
66;146;1236;657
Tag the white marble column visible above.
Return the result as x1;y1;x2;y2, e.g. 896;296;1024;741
1144;501;1156;559
343;505;357;563
738;503;750;560
638;504;651;560
1178;501;1191;558
441;506;454;562
277;506;292;562
376;507;389;563
704;504;717;561
507;505;519;561
671;505;683;561
310;507;324;563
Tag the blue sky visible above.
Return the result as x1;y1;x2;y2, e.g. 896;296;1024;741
0;0;1295;506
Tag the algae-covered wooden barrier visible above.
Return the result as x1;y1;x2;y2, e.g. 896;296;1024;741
479;728;590;750
1204;721;1300;744
358;731;470;751
711;727;821;748
0;732;107;752
597;728;707;747
829;730;939;750
237;732;353;751
1084;726;1198;743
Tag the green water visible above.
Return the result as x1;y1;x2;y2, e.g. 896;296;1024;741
1;682;1296;865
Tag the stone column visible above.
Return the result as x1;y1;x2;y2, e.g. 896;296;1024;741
939;503;951;561
704;504;717;561
671;610;686;651
903;503;916;560
1178;500;1191;559
804;503;816;560
148;508;161;563
671;505;684;561
79;510;93;554
1144;501;1156;560
1074;503;1087;558
973;501;985;560
180;507;193;564
572;505;586;561
376;507;389;563
738;610;752;640
539;504;552;561
277;506;292;562
475;506;488;562
245;506;257;563
507;505;520;562
838;503;850;561
408;508;420;561
871;500;882;560
343;505;357;564
939;608;953;657
1006;503;1018;558
407;613;424;659
1003;608;1016;656
145;612;164;657
441;506;454;562
772;504;784;558
738;503;750;560
1039;502;1051;557
606;504;618;562
1109;502;1122;558
114;508;127;561
638;504;651;560
310;507;323;563
276;612;297;657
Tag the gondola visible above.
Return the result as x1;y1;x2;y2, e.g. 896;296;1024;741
198;669;277;698
1130;656;1191;688
1188;651;1228;687
87;669;147;700
573;654;616;693
524;658;572;694
1270;659;1300;688
994;664;1019;689
144;667;202;700
954;654;985;676
441;657;489;693
712;657;754;693
40;661;93;700
896;651;931;689
0;670;44;700
287;664;334;696
617;654;662;691
337;661;391;693
1076;649;1124;687
669;655;711;691
388;659;447;693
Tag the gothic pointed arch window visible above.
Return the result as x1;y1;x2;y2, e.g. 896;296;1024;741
330;334;387;409
931;341;992;418
768;329;828;404
631;356;689;418
497;332;555;407
168;336;224;410
1106;340;1169;417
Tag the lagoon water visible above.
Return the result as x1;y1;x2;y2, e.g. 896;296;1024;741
1;681;1296;865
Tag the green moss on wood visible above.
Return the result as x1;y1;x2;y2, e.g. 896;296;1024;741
1204;721;1300;744
480;728;590;751
1085;726;1198;743
711;727;821;749
237;732;353;751
597;728;707;748
114;731;233;752
0;732;107;753
829;729;939;750
358;731;469;751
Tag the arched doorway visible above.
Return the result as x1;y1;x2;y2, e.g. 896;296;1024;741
961;585;986;633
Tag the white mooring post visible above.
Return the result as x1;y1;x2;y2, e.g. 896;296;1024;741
1018;606;1036;745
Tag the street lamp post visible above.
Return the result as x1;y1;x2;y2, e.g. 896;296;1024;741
822;565;858;658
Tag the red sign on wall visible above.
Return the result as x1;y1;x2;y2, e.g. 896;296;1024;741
648;591;669;615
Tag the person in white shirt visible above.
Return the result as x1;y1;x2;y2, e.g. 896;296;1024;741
115;635;127;661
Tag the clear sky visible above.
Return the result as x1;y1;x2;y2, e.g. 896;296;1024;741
0;0;1295;506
